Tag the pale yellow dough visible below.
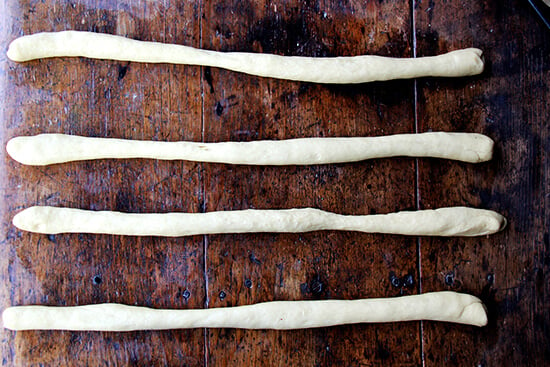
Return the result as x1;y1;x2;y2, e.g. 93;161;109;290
2;291;487;331
7;31;484;83
13;206;506;237
6;132;493;166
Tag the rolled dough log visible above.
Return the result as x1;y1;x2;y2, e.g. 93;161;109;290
2;291;488;331
6;132;494;166
13;206;506;237
7;31;484;84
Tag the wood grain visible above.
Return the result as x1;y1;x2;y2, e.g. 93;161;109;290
0;0;548;366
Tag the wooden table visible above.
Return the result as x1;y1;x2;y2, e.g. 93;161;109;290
0;0;548;365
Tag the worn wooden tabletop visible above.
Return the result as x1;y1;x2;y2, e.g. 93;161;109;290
0;0;548;365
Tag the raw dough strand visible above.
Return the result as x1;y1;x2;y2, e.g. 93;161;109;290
6;132;494;166
2;291;488;331
13;206;506;237
7;31;484;84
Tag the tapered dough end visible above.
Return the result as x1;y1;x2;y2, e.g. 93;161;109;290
5;137;18;160
443;132;494;163
7;135;63;166
7;37;28;62
460;301;488;327
461;48;485;76
429;292;488;326
472;133;494;162
7;33;66;62
2;307;20;330
6;136;41;165
434;207;507;236
480;210;507;236
13;206;54;234
459;207;507;236
6;136;30;165
444;48;484;77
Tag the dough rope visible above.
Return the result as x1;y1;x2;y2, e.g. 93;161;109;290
6;132;494;166
7;31;484;84
2;291;488;331
13;206;506;237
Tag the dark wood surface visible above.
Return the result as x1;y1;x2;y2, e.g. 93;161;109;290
0;0;547;365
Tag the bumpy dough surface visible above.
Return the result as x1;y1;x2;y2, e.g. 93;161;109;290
7;31;484;84
2;291;488;331
13;206;506;237
6;132;494;166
